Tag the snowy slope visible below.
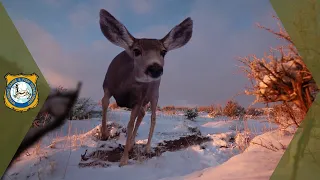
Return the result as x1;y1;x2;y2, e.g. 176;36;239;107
3;110;279;180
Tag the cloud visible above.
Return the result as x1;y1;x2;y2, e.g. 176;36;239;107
68;4;94;29
130;0;153;14
12;0;285;107
133;1;283;107
14;19;122;99
68;0;120;31
134;25;170;39
14;19;77;88
40;67;75;88
42;0;62;7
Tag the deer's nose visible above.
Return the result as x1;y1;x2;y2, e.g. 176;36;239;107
145;63;163;78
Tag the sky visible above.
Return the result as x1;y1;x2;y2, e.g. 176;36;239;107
2;0;284;107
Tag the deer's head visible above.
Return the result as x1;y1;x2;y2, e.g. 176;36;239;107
99;9;193;83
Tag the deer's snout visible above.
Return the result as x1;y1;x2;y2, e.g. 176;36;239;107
145;63;163;78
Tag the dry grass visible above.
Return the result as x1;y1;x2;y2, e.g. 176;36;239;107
163;110;177;116
11;120;89;179
231;114;279;152
251;138;287;152
197;105;215;113
109;102;118;110
269;103;305;129
162;105;176;111
34;140;43;155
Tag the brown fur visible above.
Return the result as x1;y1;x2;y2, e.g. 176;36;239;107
98;9;193;166
103;48;161;109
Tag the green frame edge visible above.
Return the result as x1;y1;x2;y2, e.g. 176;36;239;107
0;2;50;178
269;0;320;180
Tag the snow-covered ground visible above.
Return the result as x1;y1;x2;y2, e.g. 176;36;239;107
3;110;292;180
163;129;294;180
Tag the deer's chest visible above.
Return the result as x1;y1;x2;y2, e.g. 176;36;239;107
113;83;151;109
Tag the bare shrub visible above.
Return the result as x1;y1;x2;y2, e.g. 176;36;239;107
69;97;97;120
184;108;199;121
162;105;179;115
208;104;223;118
175;106;189;112
162;105;176;111
163;110;177;116
269;103;305;130
238;16;318;128
235;132;253;151
246;107;264;117
35;85;97;120
223;100;245;117
197;105;215;113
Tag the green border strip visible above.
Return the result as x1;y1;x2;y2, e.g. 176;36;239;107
0;3;50;177
270;0;320;179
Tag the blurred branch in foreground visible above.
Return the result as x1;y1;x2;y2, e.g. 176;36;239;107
9;82;82;167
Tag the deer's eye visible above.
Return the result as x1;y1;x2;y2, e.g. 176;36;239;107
133;49;142;57
160;50;167;57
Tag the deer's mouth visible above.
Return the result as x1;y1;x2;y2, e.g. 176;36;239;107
145;63;163;79
133;63;163;83
135;75;161;83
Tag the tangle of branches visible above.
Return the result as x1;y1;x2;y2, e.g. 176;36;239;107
238;16;319;126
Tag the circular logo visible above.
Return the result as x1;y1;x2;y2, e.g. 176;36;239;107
5;77;37;108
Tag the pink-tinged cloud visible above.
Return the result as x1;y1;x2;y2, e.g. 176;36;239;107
68;0;120;31
13;18;121;98
40;67;76;88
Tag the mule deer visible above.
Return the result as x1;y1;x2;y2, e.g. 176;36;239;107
99;9;193;166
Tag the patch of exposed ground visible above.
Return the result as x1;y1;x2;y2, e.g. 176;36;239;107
78;125;212;168
79;134;211;168
84;122;127;141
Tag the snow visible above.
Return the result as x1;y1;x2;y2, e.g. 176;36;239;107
163;129;295;180
3;110;291;180
259;60;302;95
259;75;277;94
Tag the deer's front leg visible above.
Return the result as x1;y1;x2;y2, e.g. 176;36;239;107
128;105;147;151
119;105;140;167
146;98;158;153
101;89;111;140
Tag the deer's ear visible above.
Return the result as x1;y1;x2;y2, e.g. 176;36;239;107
99;9;135;50
161;17;193;51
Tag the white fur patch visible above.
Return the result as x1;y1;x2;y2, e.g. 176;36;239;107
135;75;161;83
148;59;162;66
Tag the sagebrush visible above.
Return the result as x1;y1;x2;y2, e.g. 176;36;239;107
238;16;318;125
184;108;199;120
223;100;245;117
